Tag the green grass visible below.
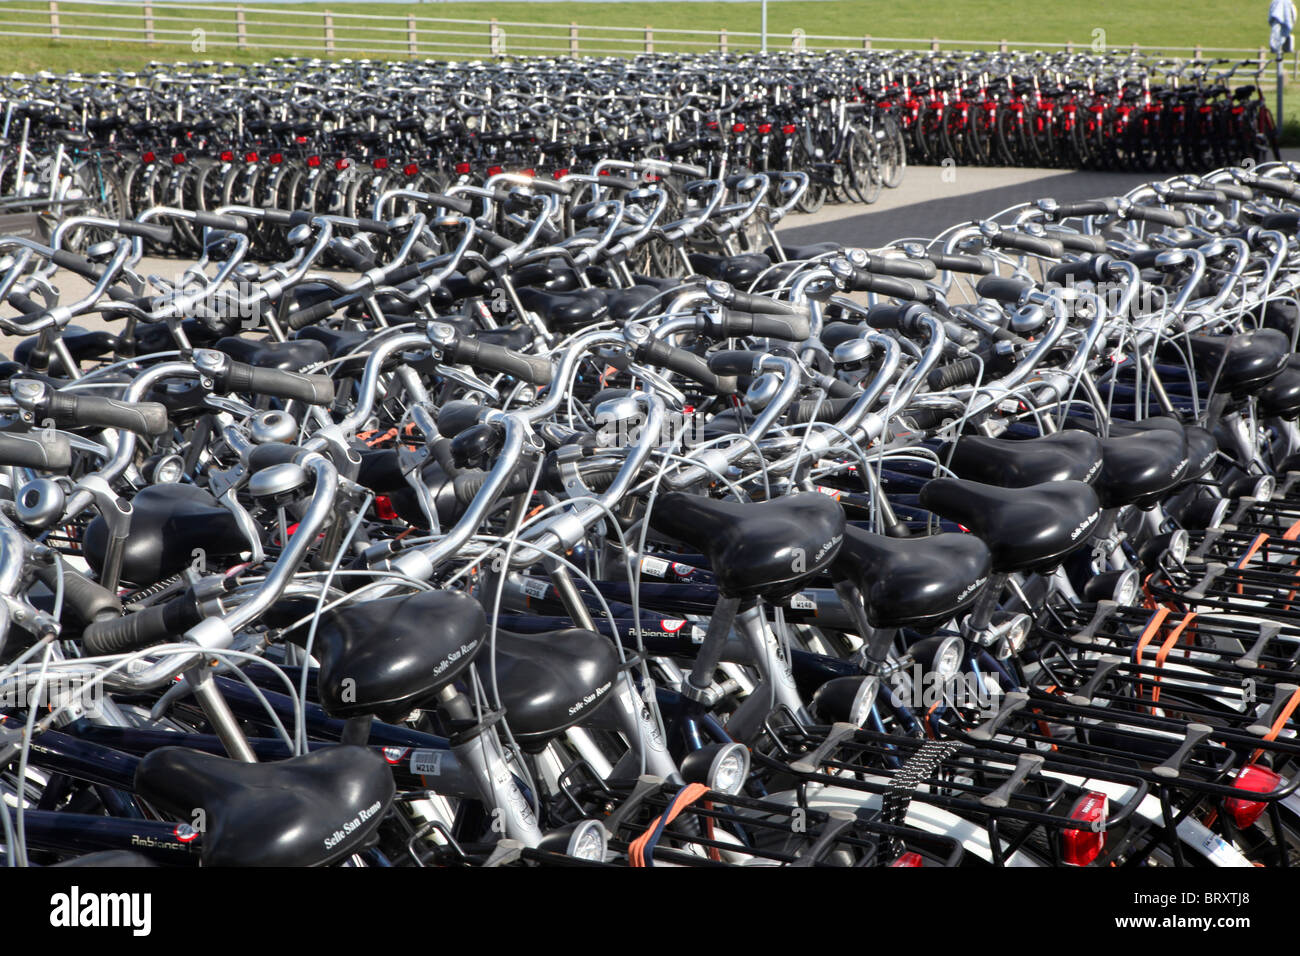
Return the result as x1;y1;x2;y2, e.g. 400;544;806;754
2;1;1298;136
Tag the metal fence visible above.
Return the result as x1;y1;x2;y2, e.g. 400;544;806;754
0;0;1295;74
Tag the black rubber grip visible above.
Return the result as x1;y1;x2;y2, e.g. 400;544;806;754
51;249;102;281
707;349;762;376
116;220;174;245
259;209;313;228
347;217;391;236
330;242;372;271
1250;178;1300;201
636;338;739;395
40;390;170;437
521;177;571;197
477;229;515;254
424;192;474;215
7;292;45;315
1260;213;1300;234
0;431;71;470
1051;199;1117;219
595;176;642;192
666;161;706;177
192;211;249;231
705;308;811;342
990;232;1065;259
927;355;985;389
448;338;553;386
81;593;202;655
1055;233;1108;254
286;297;340;330
840;268;934;302
1215;183;1254;202
1046;255;1112;285
222;362;336;405
34;557;121;627
976;275;1034;304
725;172;762;191
905;406;955;430
858;253;937;281
452;465;536;504
1125;206;1188;228
927;252;993;275
722;288;798;316
1164;188;1225;205
866;302;930;334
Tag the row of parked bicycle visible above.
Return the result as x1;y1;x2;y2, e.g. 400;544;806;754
1;133;1300;866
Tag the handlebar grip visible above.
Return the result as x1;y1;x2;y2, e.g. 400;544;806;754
713;286;798;316
51;249;102;281
1164;188;1225;205
285;297;339;331
975;275;1034;304
7;292;46;315
926;355;985;390
117;220;174;245
1050;199;1117;219
41;390;170;437
259;209;313;228
665;161;706;177
706;349;762;377
34;557;121;626
80;593;202;655
636;338;739;395
594;176;641;192
1125;205;1188;228
413;192;468;214
927;252;993;275
905;406;956;430
448;338;553;386
1215;183;1254;202
191;211;250;232
330;241;373;271
222;362;336;405
990;232;1065;259
1055;232;1108;254
724;172;762;191
1260;213;1300;233
1045;255;1112;285
0;431;72;471
347;217;391;236
839;267;934;302
866;302;931;334
1249;177;1300;201
477;229;515;254
860;253;937;281
704;308;811;342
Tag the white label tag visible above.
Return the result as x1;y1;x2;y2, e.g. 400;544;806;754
641;556;670;578
410;749;443;776
521;578;548;599
788;592;816;611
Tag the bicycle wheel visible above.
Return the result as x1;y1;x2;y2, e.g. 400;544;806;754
847;128;883;204
879;113;907;187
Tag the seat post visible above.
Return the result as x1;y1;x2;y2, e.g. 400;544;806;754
682;594;741;701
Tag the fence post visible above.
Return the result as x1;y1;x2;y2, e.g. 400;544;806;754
1259;45;1267;66
569;22;578;56
998;38;1007;53
1065;40;1074;54
324;11;336;55
1131;42;1139;55
791;28;805;52
48;0;59;41
407;14;417;57
1194;43;1202;59
489;18;504;56
644;26;652;54
931;36;940;52
143;0;155;45
862;34;871;50
236;4;248;50
719;27;727;53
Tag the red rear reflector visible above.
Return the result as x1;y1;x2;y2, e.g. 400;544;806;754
487;165;503;176
732;122;746;133
335;158;350;170
782;124;797;134
220;150;234;162
455;162;471;174
307;155;321;167
552;168;569;179
373;157;389;170
142;151;156;163
889;852;924;867
598;168;611;176
374;496;399;521
1226;763;1282;829
403;162;419;176
296;135;308;144
269;152;283;164
521;167;535;177
171;152;185;165
758;123;772;134
244;152;258;163
1062;791;1108;866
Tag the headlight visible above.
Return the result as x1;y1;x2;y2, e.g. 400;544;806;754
681;742;751;795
